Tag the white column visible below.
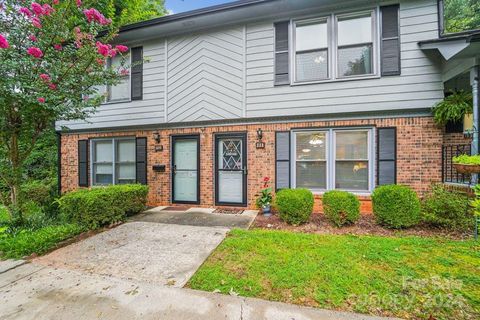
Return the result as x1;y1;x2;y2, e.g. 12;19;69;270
471;66;479;185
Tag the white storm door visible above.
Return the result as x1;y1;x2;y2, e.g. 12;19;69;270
172;136;199;203
216;135;246;205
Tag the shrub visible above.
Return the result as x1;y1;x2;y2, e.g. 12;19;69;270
0;223;84;259
322;190;360;227
372;185;421;229
57;184;149;229
275;188;314;225
453;154;480;165
422;185;474;230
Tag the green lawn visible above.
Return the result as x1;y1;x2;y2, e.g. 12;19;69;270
188;229;480;320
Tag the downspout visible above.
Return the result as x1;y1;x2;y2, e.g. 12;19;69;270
472;66;479;185
56;131;62;196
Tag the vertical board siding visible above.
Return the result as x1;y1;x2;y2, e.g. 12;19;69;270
166;27;245;123
245;0;444;118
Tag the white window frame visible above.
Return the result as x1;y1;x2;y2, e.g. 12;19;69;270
291;128;375;194
103;51;132;104
291;8;379;85
90;137;136;186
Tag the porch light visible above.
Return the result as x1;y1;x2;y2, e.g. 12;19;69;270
153;131;161;144
256;128;263;141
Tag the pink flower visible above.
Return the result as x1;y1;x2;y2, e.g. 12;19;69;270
31;2;44;15
42;4;54;15
96;41;110;57
120;68;129;76
53;0;59;5
76;0;82;7
48;83;57;90
109;49;117;57
115;45;128;53
32;17;42;28
27;47;43;58
83;8;110;25
37;97;45;103
53;44;62;51
0;34;9;49
29;34;37;42
19;7;32;17
96;58;105;65
39;73;51;82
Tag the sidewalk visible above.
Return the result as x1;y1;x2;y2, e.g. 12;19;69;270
0;263;397;320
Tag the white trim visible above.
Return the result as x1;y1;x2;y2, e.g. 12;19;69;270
291;127;375;195
164;38;169;122
106;50;132;104
242;25;247;117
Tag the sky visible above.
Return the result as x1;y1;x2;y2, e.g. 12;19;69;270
165;0;236;14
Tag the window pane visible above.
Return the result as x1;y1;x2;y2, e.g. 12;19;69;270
338;44;373;76
336;131;368;160
95;141;112;162
296;161;326;189
296;132;326;160
335;161;368;190
296;21;328;51
94;164;113;185
117;140;135;162
296;50;328;81
338;15;372;47
116;163;136;184
109;77;129;101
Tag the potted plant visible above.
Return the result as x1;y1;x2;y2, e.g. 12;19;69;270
453;154;480;174
256;177;273;216
432;90;473;126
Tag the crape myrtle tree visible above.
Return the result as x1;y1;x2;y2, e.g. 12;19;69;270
0;0;130;219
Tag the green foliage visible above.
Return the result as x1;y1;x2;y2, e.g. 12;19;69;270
189;229;480;319
57;184;148;229
422;184;474;230
372;185;421;229
275;188;314;225
322;190;360;227
432;91;473;125
453;154;480;165
0;223;84;259
444;0;480;33
255;177;273;208
471;185;480;217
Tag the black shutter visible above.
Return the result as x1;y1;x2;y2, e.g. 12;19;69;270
276;131;291;190
377;128;396;185
78;140;89;187
274;22;290;85
136;137;147;185
131;47;143;100
381;5;400;76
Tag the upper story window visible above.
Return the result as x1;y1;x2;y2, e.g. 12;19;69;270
293;10;377;83
107;54;130;102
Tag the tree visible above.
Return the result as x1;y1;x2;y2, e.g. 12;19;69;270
84;0;167;26
0;0;130;219
444;0;480;33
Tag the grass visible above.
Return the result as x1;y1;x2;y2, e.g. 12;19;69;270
188;229;480;319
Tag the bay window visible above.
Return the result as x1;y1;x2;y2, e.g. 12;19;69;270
91;138;136;185
292;129;373;192
293;10;377;83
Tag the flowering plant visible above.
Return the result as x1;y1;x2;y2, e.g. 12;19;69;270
256;176;273;208
0;0;130;218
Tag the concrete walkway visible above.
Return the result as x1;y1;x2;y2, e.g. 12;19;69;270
0;263;394;320
131;206;257;229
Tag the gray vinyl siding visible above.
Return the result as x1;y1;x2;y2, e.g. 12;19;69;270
245;0;443;118
58;0;444;131
56;40;166;130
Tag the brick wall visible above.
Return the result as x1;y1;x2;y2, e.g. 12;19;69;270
60;116;443;212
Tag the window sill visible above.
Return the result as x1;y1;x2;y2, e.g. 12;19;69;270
291;74;380;86
101;99;132;106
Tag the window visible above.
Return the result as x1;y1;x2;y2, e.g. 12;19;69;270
91;138;136;185
295;20;329;82
107;54;130;102
293;10;377;83
293;129;373;192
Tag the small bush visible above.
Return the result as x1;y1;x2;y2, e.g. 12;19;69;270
0;223;84;259
275;188;314;225
422;185;474;230
57;184;148;229
372;185;421;229
322;190;360;227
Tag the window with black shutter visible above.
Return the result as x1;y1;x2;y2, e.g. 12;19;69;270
377;128;397;185
274;22;290;85
276;131;291;190
131;47;143;100
78;140;89;187
380;5;401;76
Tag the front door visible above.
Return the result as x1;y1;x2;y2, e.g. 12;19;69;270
215;133;247;206
172;135;199;204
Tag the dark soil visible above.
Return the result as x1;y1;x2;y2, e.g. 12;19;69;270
253;213;473;240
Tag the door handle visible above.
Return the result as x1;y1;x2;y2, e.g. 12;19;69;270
242;167;248;175
173;165;177;174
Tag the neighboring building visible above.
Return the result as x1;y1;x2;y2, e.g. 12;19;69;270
57;0;480;212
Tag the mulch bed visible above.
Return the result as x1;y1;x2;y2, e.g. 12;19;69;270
213;208;244;215
253;213;473;240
